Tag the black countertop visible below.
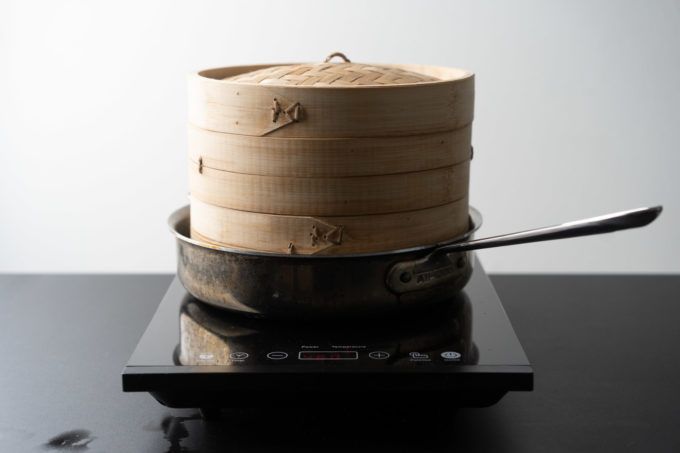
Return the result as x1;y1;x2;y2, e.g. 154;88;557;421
0;274;678;452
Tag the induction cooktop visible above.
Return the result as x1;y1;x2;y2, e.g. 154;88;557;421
122;258;532;410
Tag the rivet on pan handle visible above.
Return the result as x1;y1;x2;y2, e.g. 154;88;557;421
387;205;663;294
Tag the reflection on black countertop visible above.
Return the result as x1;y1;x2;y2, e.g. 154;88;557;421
0;274;679;452
148;407;510;453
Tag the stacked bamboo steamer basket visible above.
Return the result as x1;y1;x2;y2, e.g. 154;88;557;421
188;53;474;255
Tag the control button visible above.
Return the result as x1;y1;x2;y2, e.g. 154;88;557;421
229;352;249;360
441;351;461;361
369;351;390;360
266;351;288;360
409;352;430;361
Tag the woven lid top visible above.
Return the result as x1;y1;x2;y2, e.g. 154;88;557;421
224;52;441;87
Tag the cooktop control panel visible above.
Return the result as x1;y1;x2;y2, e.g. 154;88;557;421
183;346;468;367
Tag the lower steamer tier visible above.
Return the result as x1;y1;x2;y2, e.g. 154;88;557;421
122;258;533;410
188;196;470;255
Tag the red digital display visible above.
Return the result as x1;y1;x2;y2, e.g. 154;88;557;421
298;351;358;361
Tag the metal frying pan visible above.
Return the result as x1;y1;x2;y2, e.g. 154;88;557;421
169;205;662;319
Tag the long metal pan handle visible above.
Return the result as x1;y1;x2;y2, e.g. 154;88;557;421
387;205;663;294
433;205;662;256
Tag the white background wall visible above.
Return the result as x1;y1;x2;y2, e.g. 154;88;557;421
0;0;678;273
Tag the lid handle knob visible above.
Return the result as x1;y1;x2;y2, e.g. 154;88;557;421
324;52;351;63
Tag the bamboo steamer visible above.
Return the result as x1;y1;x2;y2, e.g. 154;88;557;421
188;53;474;255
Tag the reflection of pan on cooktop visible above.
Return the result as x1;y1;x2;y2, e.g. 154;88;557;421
177;291;478;367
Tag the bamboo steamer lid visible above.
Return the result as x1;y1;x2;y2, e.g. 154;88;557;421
188;52;474;138
224;55;440;86
188;53;474;255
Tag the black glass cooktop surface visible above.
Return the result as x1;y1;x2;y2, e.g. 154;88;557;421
122;259;532;408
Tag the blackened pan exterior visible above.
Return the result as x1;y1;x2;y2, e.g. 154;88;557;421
170;206;481;319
